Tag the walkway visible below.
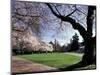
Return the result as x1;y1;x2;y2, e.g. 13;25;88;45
12;56;57;74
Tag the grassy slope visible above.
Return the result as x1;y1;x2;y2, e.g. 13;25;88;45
18;53;82;68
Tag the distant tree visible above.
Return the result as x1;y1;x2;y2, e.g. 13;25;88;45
49;41;54;50
69;33;79;51
49;39;61;52
61;45;68;52
57;41;62;52
54;39;61;52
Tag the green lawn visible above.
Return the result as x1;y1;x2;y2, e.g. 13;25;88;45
18;52;82;68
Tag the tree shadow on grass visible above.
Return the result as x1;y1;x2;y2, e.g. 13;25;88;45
59;61;96;71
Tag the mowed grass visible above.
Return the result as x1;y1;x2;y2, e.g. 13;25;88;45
18;53;82;68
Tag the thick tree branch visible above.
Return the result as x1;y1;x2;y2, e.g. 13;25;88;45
46;3;61;19
46;3;87;39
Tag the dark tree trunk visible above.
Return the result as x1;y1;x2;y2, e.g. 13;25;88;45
81;37;96;65
81;6;96;65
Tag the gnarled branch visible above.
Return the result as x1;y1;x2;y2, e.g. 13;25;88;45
46;3;87;39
